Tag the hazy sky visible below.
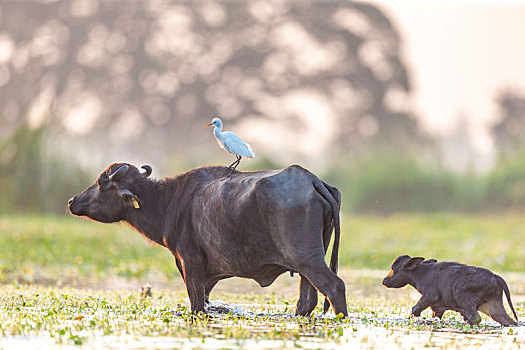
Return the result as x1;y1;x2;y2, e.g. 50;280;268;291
369;0;525;153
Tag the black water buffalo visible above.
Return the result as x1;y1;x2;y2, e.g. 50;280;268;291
68;163;348;316
382;255;518;326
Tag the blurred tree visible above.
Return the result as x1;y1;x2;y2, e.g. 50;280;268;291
0;124;91;213
491;90;525;153
0;0;424;168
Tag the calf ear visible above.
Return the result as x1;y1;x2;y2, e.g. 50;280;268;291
404;257;425;270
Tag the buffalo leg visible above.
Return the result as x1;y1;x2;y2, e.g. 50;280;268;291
186;282;205;314
411;295;438;317
463;305;482;325
284;202;346;316
167;246;205;313
182;267;206;314
175;258;184;278
321;219;334;313
300;263;347;317
295;274;318;316
479;300;517;326
431;306;446;319
490;311;517;326
204;279;221;305
175;257;205;312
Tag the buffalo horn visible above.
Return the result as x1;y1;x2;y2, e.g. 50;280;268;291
141;165;152;178
109;164;129;181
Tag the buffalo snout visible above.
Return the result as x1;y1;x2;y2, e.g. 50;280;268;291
382;276;399;288
382;277;391;287
68;195;84;216
68;186;96;217
382;269;408;289
382;269;394;287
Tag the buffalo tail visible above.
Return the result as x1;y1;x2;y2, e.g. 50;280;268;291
314;180;342;314
498;275;519;325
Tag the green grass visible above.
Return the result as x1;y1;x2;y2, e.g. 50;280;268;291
0;215;175;284
1;214;524;348
1;213;524;285
338;213;525;272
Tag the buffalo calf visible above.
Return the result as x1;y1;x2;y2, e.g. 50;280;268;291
382;255;518;326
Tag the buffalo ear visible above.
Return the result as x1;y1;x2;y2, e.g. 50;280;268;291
404;257;425;270
119;189;135;199
424;259;437;264
119;189;141;209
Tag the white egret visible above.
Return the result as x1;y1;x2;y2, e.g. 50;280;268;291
205;117;255;177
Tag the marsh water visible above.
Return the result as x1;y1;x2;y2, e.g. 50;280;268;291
1;269;525;349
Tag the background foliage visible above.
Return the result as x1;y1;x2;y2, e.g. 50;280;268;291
1;1;525;214
2;214;525;287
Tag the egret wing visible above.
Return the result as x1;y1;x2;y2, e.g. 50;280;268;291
222;131;255;158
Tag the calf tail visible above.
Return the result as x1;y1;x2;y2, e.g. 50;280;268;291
498;276;519;325
314;180;342;314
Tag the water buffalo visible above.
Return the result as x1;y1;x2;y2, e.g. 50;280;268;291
68;163;348;317
382;255;518;326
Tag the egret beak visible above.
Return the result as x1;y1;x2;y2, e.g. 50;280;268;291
205;123;212;127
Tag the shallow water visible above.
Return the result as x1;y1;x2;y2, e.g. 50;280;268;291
1;269;524;349
2;314;524;350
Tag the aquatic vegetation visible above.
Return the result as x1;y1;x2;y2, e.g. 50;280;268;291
1;214;525;348
0;285;348;347
0;285;523;348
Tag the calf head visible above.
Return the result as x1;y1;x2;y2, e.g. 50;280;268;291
382;255;425;288
68;163;152;223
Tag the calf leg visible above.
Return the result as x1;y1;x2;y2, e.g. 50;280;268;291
412;295;437;317
295;275;318;316
479;300;517;326
431;306;446;319
463;305;482;325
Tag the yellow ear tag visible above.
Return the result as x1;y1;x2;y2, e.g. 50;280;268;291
132;197;140;209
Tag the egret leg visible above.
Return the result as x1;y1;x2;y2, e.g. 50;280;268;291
228;156;242;178
231;156;242;172
223;156;240;176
